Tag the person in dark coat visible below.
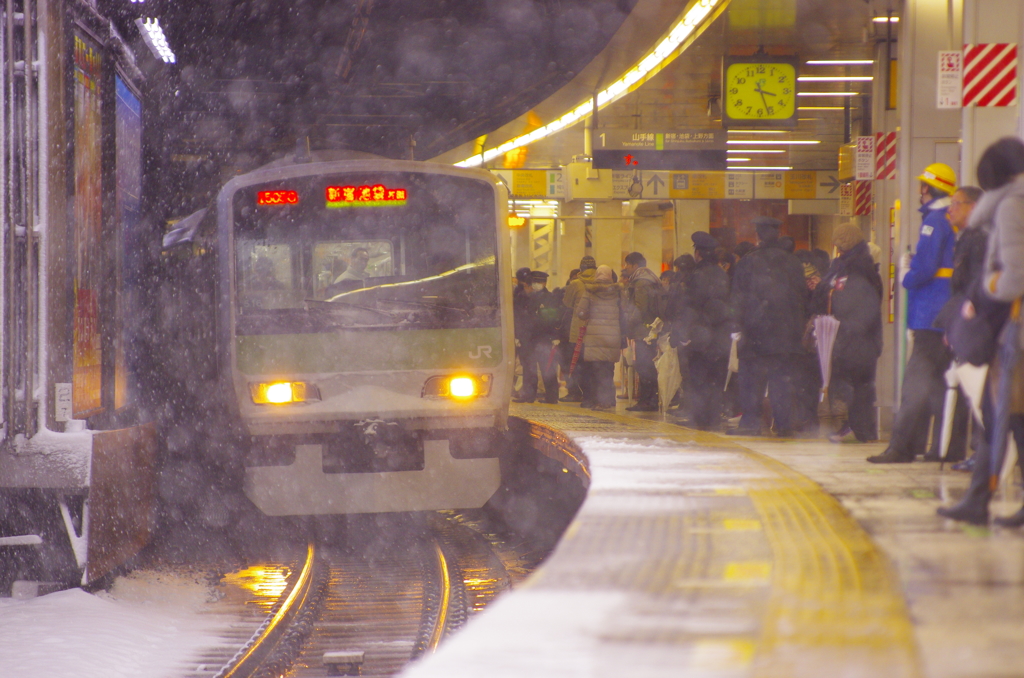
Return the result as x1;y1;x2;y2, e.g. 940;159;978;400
515;271;561;404
512;267;532;396
622;252;662;411
936;140;1024;526
553;268;582;401
672;231;733;430
811;224;883;442
729;216;808;436
562;256;600;406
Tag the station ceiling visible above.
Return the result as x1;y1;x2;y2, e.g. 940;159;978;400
102;0;899;206
103;0;638;166
435;0;899;172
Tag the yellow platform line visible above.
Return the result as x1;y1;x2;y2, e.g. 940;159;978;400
512;403;922;677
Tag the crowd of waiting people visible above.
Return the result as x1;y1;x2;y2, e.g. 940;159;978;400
513;136;1024;528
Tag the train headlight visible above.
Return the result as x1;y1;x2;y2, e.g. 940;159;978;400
250;381;321;405
422;374;492;399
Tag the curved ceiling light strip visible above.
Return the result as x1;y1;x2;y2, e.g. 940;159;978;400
454;0;731;168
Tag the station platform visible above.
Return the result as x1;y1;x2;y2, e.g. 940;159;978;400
404;403;1024;678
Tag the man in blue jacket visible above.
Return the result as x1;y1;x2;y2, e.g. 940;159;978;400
868;163;958;463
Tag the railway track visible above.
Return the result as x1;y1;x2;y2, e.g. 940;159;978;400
201;510;533;678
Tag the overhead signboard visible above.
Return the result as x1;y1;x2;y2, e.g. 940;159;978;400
519;166;840;202
593;129;727;171
754;172;786;199
612;170;670;199
492;169;566;198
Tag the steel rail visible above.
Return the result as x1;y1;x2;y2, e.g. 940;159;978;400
426;539;453;653
218;541;318;678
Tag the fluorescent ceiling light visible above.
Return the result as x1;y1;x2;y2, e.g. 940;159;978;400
726;129;785;134
805;60;874;65
727;158;751;162
726;140;820;145
873;16;899;22
728;149;786;153
135;18;175;63
799;106;847;110
797;76;873;82
730;166;794;171
454;0;727;167
797;91;859;97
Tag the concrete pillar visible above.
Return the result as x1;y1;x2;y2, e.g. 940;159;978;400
871;33;903;429
673;200;711;256
628;201;663;272
556;201;586;289
591;201;625;271
960;0;1024;184
510;215;530;274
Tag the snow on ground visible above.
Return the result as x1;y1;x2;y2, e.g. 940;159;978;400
0;570;231;678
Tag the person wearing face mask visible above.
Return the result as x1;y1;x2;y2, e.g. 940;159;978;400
514;271;561;404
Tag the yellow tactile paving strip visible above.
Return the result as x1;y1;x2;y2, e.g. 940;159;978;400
513;402;921;678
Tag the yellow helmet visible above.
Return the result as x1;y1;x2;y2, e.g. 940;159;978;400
918;162;957;195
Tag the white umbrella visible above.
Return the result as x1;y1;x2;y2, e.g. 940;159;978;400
724;332;741;391
938;362;959;464
655;331;682;414
813;314;841;399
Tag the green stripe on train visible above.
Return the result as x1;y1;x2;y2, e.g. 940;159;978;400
236;327;504;374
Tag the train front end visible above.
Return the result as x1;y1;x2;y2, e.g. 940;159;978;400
218;160;512;515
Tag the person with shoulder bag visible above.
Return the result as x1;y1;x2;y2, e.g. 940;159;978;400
937;138;1024;526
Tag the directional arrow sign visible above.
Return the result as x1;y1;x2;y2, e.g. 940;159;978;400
645;173;667;197
819;174;841;194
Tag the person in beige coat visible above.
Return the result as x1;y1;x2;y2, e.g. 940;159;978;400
564;260;621;409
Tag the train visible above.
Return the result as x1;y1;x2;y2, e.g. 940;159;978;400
160;152;514;516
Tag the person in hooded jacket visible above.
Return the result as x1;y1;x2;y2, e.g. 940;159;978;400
868;163;959;463
563;256;599;407
564;263;621;409
622;252;663;411
729;216;807;436
811;223;883;443
937;137;1024;526
672;232;733;430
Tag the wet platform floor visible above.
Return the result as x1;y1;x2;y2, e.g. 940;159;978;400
404;402;1014;678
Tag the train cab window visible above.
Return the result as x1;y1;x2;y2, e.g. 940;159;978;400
312;240;393;299
231;170;499;333
238;244;296;309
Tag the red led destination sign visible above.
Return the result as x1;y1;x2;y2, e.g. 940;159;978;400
326;184;407;208
257;190;299;205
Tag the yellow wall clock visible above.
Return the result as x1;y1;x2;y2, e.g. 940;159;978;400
722;56;799;128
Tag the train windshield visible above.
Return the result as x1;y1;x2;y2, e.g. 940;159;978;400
231;171;499;334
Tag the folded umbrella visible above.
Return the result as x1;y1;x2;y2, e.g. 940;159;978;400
938;361;959;468
813;314;841;401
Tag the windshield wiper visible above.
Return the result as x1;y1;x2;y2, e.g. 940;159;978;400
305;298;402;319
374;296;470;315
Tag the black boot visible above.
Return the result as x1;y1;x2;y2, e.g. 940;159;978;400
937;446;992;525
866;447;914;464
936;498;989;525
993;506;1024;528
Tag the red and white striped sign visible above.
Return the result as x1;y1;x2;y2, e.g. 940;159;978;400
963;43;1018;106
875;132;897;180
854;180;872;215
